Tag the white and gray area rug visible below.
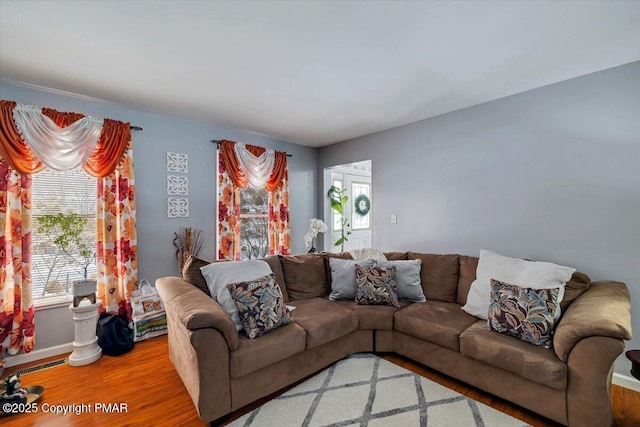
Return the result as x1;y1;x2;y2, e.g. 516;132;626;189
229;353;530;427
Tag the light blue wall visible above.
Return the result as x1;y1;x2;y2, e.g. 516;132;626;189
3;61;639;377
0;81;319;351
319;61;640;376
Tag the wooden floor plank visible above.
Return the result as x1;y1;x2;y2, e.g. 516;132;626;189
3;335;637;426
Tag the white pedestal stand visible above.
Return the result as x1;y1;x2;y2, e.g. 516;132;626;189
68;300;102;367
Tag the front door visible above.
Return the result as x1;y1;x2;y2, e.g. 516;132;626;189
330;171;372;251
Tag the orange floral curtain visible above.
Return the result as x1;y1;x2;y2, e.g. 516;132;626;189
1;99;137;348
0;101;41;173
96;144;137;319
269;168;290;255
0;100;131;178
218;151;242;260
217;140;290;260
0;160;35;355
218;139;287;192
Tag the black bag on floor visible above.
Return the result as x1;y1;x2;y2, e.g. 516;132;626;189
97;312;134;356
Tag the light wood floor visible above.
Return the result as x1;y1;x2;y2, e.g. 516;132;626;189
3;335;639;426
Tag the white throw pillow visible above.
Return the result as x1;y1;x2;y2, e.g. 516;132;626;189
461;249;575;319
348;248;387;261
200;260;272;330
376;259;426;302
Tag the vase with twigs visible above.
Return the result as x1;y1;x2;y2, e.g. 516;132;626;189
173;227;206;271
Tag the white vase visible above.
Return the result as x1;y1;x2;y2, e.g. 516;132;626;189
72;279;97;296
72;279;97;307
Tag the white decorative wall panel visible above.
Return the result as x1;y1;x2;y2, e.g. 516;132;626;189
167;198;189;218
167;175;188;196
167;152;188;173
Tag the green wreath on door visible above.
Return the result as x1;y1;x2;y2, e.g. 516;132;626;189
354;194;371;217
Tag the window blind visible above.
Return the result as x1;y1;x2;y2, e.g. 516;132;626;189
31;167;97;298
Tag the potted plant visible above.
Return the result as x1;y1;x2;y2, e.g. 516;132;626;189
304;218;327;253
36;212;97;298
327;185;350;252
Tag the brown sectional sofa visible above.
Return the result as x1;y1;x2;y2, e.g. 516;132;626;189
155;252;632;426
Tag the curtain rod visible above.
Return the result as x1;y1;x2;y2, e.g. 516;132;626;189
130;125;143;131
210;139;292;157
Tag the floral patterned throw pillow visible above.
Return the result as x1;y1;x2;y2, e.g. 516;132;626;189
227;273;292;339
486;279;560;348
354;265;400;308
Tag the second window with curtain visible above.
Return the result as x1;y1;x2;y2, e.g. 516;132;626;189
217;140;290;260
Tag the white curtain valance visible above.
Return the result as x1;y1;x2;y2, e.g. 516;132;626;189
234;142;275;188
13;104;103;171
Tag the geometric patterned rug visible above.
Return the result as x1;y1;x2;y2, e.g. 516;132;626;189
229;353;531;426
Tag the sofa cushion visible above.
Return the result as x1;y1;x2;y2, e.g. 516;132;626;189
280;254;329;301
407;253;460;303
393;301;477;351
227;273;293;340
289;298;358;349
560;271;591;312
487;279;561;349
182;255;217;296
260;255;290;302
377;259;426;302
229;322;306;378
460;321;567;390
328;258;375;301
332;300;410;330
355;265;400;308
384;251;409;260
456;255;479;305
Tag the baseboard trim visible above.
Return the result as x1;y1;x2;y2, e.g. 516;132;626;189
4;342;73;368
613;372;640;393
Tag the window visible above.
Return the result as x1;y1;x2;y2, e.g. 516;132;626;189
351;181;370;230
31;167;97;300
239;186;269;260
217;141;291;261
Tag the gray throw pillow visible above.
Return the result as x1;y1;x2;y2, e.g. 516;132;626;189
328;258;375;301
200;259;272;331
377;259;426;302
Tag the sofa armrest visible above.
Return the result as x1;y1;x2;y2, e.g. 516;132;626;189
156;276;240;351
566;335;624;427
167;311;232;422
554;281;632;362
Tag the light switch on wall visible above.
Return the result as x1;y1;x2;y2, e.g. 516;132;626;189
391;213;397;224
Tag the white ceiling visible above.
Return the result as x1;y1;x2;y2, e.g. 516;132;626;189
1;1;639;147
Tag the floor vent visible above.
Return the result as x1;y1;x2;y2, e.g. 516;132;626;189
16;358;67;376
